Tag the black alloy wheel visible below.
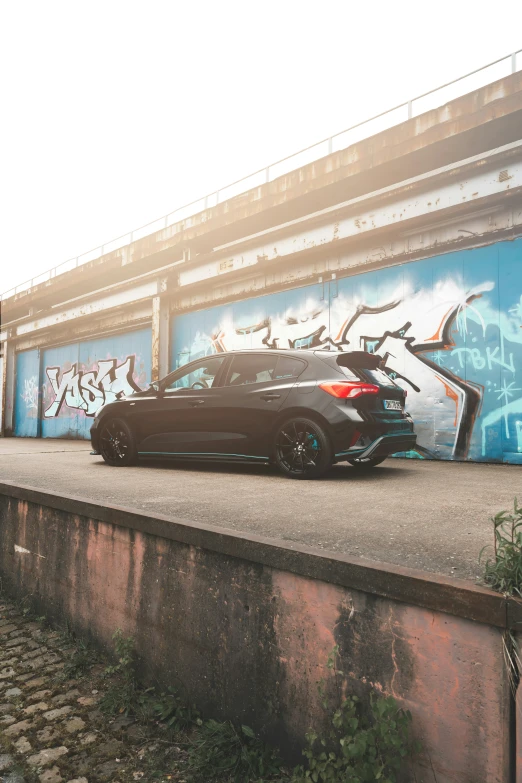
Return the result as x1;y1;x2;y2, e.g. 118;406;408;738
347;456;387;468
99;418;137;467
274;417;332;479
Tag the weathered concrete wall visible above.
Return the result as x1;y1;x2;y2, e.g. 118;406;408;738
0;482;516;781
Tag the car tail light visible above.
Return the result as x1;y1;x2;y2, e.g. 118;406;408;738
319;382;380;399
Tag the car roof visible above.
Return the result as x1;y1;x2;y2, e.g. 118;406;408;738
182;348;370;361
212;348;344;357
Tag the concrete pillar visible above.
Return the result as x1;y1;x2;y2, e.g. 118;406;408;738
151;291;170;383
1;335;16;436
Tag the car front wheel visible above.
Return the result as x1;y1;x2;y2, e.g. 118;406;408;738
274;417;332;479
98;417;138;467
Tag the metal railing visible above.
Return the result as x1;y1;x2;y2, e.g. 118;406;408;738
2;49;521;302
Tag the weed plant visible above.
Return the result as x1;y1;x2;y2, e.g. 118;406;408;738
99;629;200;732
291;647;418;783
98;632;418;783
188;720;283;782
480;499;522;596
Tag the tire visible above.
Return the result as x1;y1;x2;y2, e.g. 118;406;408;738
274;416;333;479
98;417;138;467
347;456;387;468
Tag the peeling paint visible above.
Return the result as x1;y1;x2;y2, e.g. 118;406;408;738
14;544;45;558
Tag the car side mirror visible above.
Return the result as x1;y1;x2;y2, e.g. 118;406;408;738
150;382;160;393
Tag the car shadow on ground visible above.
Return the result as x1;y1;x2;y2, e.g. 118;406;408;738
92;456;415;480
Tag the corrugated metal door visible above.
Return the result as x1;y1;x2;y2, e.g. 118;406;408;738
41;343;81;438
41;329;152;440
76;330;152;439
14;349;41;437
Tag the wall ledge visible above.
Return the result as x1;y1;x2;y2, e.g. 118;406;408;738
0;480;516;629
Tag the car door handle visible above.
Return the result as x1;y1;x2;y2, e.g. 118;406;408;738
260;393;281;401
189;399;205;407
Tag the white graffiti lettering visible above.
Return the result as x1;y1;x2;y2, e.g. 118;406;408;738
21;376;39;410
44;356;142;418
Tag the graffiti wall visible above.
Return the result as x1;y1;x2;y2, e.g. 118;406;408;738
171;238;522;464
13;239;522;460
14;329;152;439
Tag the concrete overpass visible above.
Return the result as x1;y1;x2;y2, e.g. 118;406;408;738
2;59;522;462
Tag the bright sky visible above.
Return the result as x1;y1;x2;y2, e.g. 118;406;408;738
1;0;521;297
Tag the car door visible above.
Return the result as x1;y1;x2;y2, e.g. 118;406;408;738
204;353;306;458
136;355;227;455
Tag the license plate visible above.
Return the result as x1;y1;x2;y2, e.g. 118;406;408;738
384;399;403;411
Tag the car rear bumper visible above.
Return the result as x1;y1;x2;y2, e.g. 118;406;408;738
356;433;417;461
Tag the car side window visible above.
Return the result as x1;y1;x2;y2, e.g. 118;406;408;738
163;356;226;392
225;354;278;386
274;356;306;379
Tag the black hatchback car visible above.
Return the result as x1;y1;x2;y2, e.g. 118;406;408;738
90;349;416;479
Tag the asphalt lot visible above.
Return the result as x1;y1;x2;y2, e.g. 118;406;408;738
0;437;520;583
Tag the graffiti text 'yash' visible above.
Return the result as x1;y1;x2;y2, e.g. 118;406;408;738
44;356;141;418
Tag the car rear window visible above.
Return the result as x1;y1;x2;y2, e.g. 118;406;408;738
225;354;278;386
274;356;306;379
224;353;306;386
316;353;359;380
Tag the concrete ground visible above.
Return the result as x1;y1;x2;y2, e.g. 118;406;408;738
1;437;520;583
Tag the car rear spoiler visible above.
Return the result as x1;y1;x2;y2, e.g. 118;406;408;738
336;352;383;369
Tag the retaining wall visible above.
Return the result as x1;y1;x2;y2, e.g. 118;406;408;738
0;481;519;782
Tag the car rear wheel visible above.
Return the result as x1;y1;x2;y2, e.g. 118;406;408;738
274;417;332;479
98;418;137;467
347;456;387;468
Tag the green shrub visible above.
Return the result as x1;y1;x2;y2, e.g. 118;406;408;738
480;499;522;596
292;693;416;783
